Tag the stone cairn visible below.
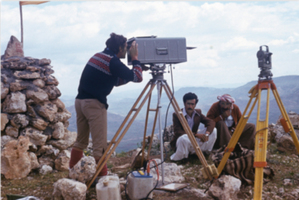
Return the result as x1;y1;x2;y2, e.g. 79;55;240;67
1;36;76;179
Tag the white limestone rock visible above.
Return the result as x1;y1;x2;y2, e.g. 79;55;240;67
29;152;40;170
208;175;241;200
149;158;185;184
1;82;9;99
33;79;45;88
14;71;40;79
38;155;55;168
44;85;61;100
69;156;96;183
55;150;71;171
20;127;48;146
52;122;65;139
1;113;9;131
5;125;19;138
1;136;32;179
1;135;16;149
2;92;27;113
26;87;49;104
48;130;77;150
35;101;58;122
36;145;60;158
30;117;49;131
39;165;53;175
53;178;87;200
10;114;29;128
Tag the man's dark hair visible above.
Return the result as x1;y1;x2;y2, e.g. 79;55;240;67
105;33;127;54
183;92;198;104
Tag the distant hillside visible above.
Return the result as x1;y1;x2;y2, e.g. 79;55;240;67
63;75;299;152
163;75;299;124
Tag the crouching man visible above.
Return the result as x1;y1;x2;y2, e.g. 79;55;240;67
207;94;255;150
170;92;217;161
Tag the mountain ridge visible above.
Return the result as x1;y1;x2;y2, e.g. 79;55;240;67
63;75;299;152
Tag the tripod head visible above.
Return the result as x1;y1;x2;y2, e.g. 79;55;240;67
149;64;167;81
257;45;273;80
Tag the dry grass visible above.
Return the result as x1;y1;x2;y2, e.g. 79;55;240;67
1;171;69;200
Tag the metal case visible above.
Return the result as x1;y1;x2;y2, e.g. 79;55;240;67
127;36;187;65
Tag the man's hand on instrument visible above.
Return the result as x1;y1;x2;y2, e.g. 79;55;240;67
129;41;138;60
141;64;150;71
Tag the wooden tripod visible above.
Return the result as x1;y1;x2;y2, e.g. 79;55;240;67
215;79;299;200
86;73;214;189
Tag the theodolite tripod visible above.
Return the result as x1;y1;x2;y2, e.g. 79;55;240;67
87;64;217;189
215;46;299;200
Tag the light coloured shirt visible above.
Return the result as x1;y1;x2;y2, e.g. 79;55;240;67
225;115;234;128
183;108;196;129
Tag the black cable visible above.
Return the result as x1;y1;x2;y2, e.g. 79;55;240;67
204;178;215;193
163;64;175;131
162;64;175;162
204;174;223;193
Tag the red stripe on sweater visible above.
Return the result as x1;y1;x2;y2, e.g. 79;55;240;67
134;66;142;82
96;53;112;63
89;57;110;73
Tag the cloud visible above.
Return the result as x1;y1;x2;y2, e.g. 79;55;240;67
1;1;299;97
268;33;299;46
221;37;259;51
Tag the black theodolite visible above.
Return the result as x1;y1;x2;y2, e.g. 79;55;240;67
257;45;273;80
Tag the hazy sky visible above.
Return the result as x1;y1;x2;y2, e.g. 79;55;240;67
1;1;299;98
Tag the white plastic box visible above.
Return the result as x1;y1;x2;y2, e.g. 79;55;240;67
127;171;154;200
96;175;121;200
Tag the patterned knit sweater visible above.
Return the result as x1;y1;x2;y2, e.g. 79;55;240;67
76;48;143;109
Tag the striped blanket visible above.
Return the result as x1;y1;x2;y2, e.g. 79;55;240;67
212;143;274;185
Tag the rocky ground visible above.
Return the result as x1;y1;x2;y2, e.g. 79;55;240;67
1;142;299;200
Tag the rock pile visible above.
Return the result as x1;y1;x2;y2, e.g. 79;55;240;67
1;36;75;179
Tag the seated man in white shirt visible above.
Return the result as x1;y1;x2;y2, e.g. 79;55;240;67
170;92;217;161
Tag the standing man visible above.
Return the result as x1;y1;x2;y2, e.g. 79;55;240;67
207;94;255;150
170;92;217;161
69;33;148;176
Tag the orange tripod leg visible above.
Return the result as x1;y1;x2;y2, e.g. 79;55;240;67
272;89;299;153
253;84;270;200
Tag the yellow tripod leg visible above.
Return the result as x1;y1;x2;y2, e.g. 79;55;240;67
272;89;299;153
253;85;270;200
